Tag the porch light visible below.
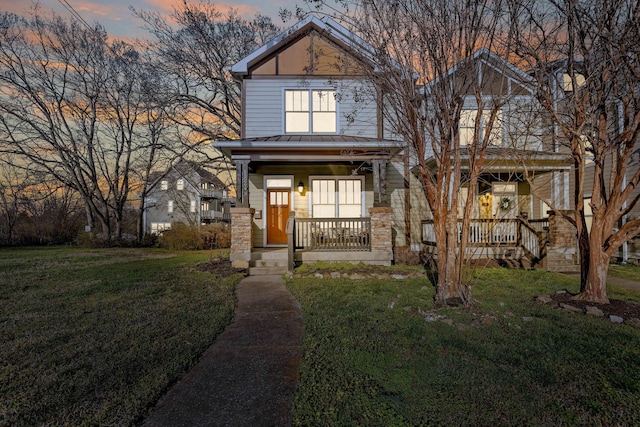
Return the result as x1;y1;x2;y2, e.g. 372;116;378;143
298;181;305;194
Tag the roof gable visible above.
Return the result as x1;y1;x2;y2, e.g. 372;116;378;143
423;48;535;96
231;15;380;78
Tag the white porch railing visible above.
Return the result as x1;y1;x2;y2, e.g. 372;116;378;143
421;218;548;261
294;217;371;251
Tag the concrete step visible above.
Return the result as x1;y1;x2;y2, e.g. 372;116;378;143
248;266;288;276
253;259;288;268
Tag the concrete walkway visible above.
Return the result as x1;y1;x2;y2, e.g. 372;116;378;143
143;275;303;427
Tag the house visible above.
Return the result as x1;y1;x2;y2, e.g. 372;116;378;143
416;49;576;270
219;16;585;273
143;161;232;235
218;16;409;273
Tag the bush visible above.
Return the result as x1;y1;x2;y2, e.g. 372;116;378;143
159;223;230;250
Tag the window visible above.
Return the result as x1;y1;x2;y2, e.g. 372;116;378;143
161;180;168;190
177;179;184;190
190;200;196;213
563;72;585;92
168;200;174;214
460;110;503;146
285;89;337;134
311;178;362;217
151;222;171;234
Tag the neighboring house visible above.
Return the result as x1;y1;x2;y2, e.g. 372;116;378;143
418;49;574;268
144;161;232;235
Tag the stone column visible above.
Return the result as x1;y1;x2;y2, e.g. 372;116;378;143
546;210;579;273
230;207;254;269
370;207;393;264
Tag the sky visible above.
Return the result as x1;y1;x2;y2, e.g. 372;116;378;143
1;0;304;40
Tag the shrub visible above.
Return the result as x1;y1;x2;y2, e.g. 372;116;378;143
159;223;231;250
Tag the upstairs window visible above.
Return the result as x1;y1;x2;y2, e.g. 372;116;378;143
177;179;184;190
285;89;337;134
167;200;174;214
161;180;168;190
460;110;503;146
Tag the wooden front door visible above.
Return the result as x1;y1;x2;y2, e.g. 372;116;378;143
267;189;290;245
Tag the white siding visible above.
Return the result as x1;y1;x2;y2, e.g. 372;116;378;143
244;78;379;138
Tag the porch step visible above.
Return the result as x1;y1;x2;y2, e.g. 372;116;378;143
248;266;288;276
249;249;288;276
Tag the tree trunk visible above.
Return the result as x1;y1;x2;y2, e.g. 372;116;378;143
575;221;610;304
434;212;471;306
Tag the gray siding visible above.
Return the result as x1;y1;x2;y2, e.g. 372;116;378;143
244;78;379;138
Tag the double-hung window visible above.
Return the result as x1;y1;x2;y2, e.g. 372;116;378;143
460;110;503;146
311;178;363;218
285;89;337;134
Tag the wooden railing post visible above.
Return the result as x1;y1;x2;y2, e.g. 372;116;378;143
286;211;295;271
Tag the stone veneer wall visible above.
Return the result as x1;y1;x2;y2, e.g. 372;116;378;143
230;207;254;269
547;210;579;273
370;207;394;256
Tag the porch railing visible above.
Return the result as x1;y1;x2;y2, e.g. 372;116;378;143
294;217;371;251
421;217;548;260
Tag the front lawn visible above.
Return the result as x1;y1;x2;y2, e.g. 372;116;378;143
0;247;242;426
287;266;640;426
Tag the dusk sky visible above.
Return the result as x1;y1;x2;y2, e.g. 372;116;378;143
2;0;306;40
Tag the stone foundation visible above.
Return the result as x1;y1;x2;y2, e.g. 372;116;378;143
370;207;394;263
547;210;579;273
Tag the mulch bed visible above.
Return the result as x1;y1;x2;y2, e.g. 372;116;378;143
196;259;247;278
552;292;640;319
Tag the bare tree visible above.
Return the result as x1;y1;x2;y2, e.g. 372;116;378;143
133;1;281;141
512;0;640;303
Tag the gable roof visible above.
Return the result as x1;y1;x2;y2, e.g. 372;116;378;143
422;48;536;95
230;15;396;78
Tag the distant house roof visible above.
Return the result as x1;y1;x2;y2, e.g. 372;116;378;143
148;160;228;190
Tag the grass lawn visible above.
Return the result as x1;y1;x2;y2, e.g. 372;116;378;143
287;266;640;426
0;247;242;426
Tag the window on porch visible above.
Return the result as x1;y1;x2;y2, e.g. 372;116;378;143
312;178;362;217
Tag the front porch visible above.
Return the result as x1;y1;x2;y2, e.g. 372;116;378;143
421;217;548;266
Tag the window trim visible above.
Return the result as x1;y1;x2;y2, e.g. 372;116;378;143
459;109;503;147
308;175;365;218
283;88;338;135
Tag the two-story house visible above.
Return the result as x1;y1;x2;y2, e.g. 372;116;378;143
144;161;232;235
218;16;410;272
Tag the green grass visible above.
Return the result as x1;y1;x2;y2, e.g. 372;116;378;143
609;263;640;281
287;267;640;426
0;247;242;426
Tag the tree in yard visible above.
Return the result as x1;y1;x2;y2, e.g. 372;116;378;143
134;1;281;198
301;0;516;305
511;0;640;303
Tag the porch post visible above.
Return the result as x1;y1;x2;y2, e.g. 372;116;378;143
235;159;250;207
372;159;388;207
286;211;295;271
230;207;255;269
546;210;579;273
370;207;394;265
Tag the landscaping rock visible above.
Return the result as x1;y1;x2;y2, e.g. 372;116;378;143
314;273;324;279
349;273;366;280
610;315;624;323
560;303;582;313
504;311;515;318
330;272;341;279
536;294;553;304
457;323;471;331
392;274;406;280
584;306;605;317
441;318;454;326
